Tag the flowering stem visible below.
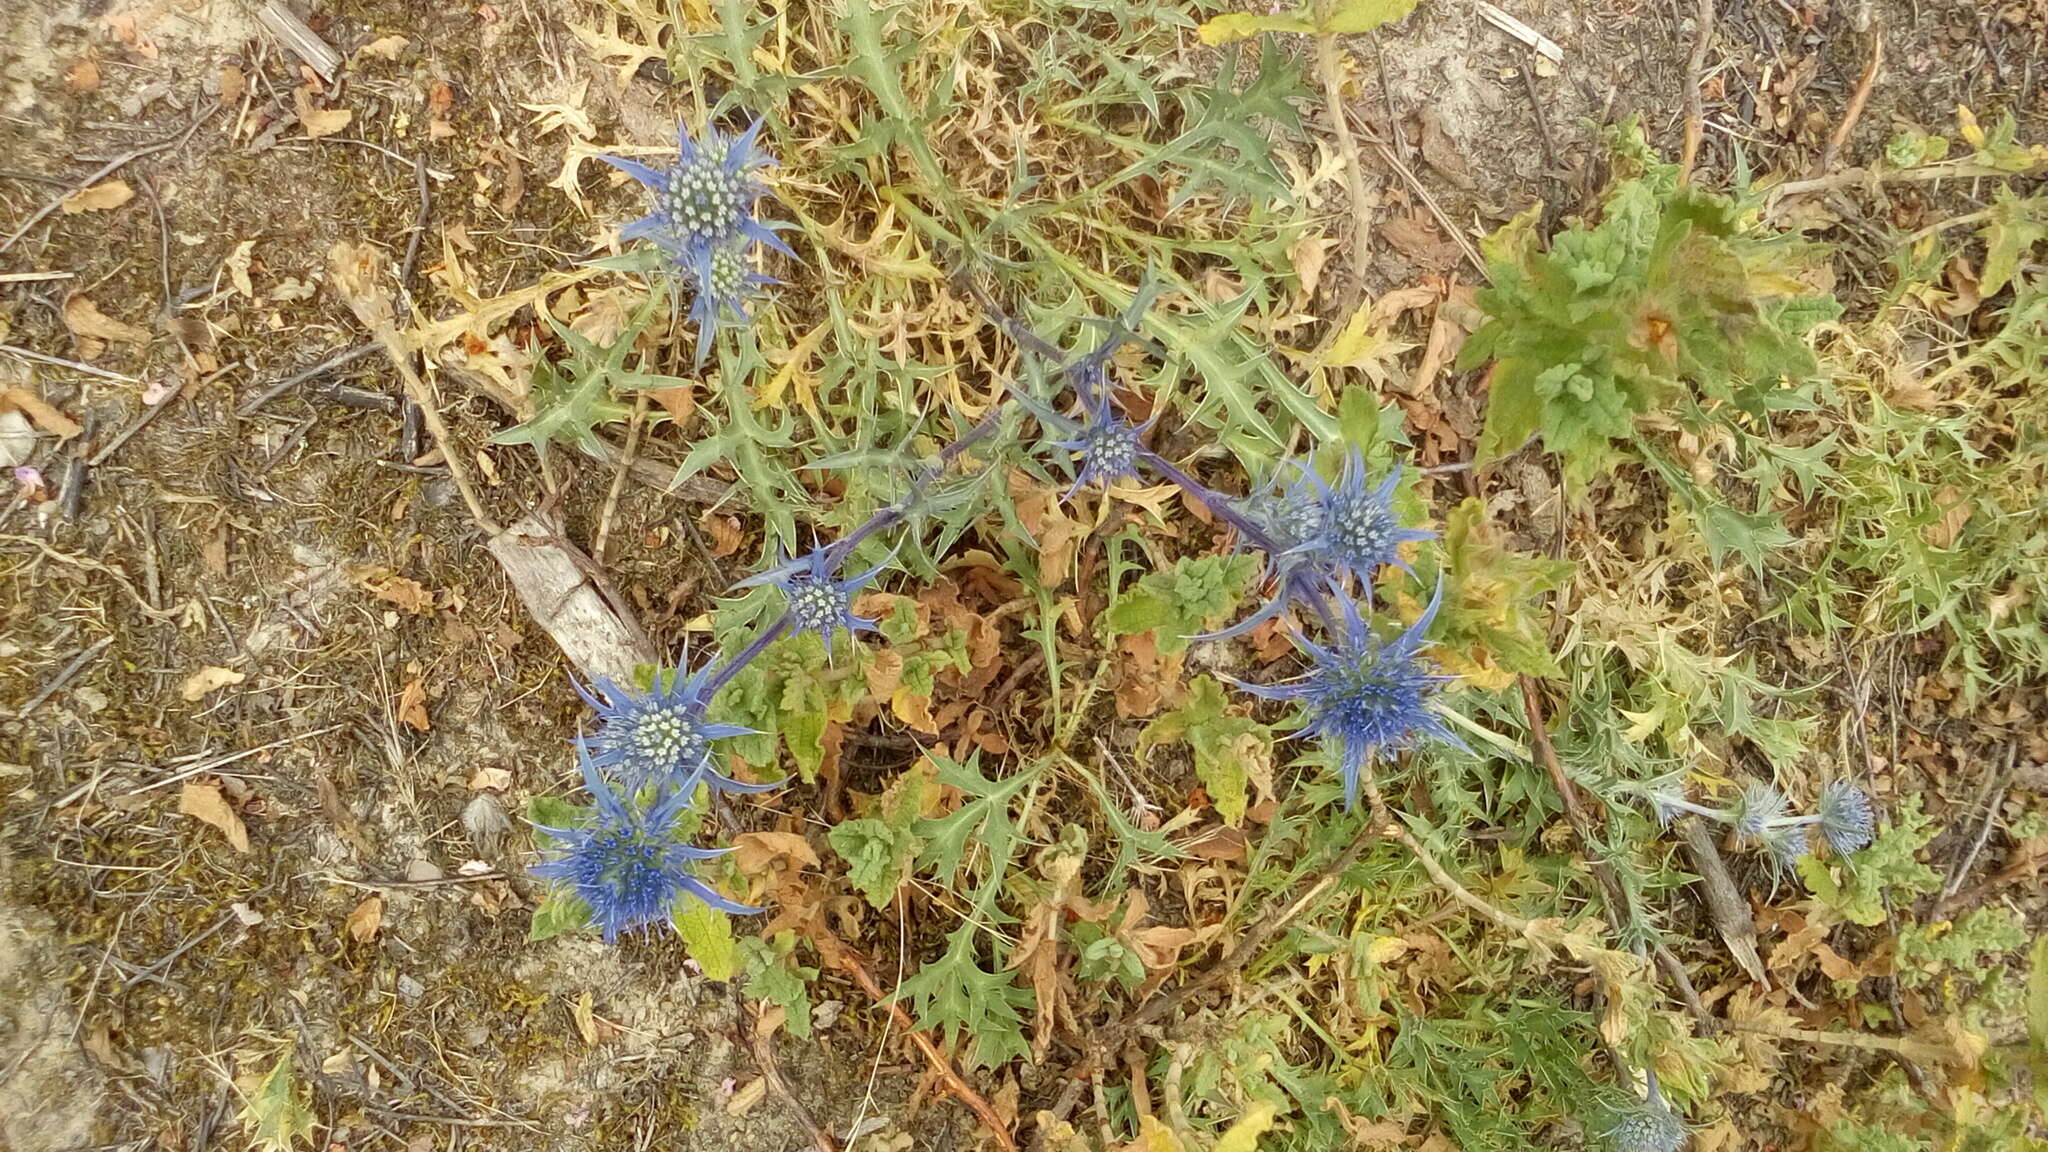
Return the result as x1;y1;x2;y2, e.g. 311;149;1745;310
823;409;1008;572
1135;449;1281;553
704;611;792;697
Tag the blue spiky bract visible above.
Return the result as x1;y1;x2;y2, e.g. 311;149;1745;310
686;241;776;362
1234;584;1460;809
532;752;759;942
576;664;775;797
598;119;793;361
736;546;887;656
1817;780;1875;856
1054;398;1145;499
1732;781;1789;841
1296;453;1436;582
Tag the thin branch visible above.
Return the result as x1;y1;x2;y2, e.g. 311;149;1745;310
812;928;1018;1152
1820;27;1884;173
1677;0;1716;183
1314;22;1373;325
0;104;220;255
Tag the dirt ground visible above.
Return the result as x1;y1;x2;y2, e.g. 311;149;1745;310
0;0;2040;1148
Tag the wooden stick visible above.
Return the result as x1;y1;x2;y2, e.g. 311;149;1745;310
1820;28;1884;174
1677;0;1716;183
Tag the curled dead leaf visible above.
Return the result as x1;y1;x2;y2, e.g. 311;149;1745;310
0;388;84;442
180;665;245;701
63;294;152;345
179;780;251;852
345;894;384;942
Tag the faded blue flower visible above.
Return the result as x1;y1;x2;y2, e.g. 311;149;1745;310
733;545;888;656
1054;400;1145;499
1732;781;1790;842
576;664;779;796
1232;582;1461;809
533;750;758;941
1606;1097;1687;1152
598;120;792;274
1816;780;1875;856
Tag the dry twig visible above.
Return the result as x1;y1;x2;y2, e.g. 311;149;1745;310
1677;0;1716;183
1820;28;1885;174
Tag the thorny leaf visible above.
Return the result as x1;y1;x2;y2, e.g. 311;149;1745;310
237;1050;315;1152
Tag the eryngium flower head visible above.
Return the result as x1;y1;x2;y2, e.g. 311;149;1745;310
575;664;759;793
1232;583;1460;809
599;120;793;273
532;752;757;941
1293;453;1435;582
735;546;886;656
1817;780;1875;856
1733;781;1790;842
685;241;775;362
1606;1099;1687;1152
1055;402;1144;499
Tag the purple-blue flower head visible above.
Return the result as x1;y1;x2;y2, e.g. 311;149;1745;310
685;242;775;361
1816;780;1875;856
600;120;793;271
734;546;886;656
1293;453;1435;581
1054;401;1145;499
576;664;770;796
532;751;759;941
1232;583;1461;809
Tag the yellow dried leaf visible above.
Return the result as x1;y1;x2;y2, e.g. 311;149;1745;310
179;781;252;853
181;665;246;701
60;180;134;214
294;88;353;138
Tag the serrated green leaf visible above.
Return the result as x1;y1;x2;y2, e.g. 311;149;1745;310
742;934;819;1039
528;890;593;941
1197;10;1312;43
1142;676;1270;825
1978;186;2048;298
674;898;738;982
238;1051;315;1152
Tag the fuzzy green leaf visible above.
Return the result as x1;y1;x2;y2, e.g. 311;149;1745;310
674;898;739;982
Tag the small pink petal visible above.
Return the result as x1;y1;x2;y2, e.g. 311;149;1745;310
12;466;42;496
142;378;174;405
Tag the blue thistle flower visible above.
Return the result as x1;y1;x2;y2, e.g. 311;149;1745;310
1732;781;1790;842
1231;583;1462;809
1292;453;1436;581
576;664;780;796
1053;400;1146;500
1816;780;1875;856
733;545;888;656
599;120;793;273
685;241;776;361
532;750;759;941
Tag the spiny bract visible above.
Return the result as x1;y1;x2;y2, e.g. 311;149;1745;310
575;663;764;795
1606;1098;1688;1152
1232;583;1460;809
735;546;887;656
531;752;757;941
1816;779;1876;856
1294;454;1436;583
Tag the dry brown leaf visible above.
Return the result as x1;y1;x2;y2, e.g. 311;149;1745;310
60;180;134;215
644;384;696;425
63;294;151;345
180;665;245;701
469;766;512;792
358;34;409;59
64;58;101;91
0;388;84;442
346;564;437;613
345;894;384;942
179;781;251;852
572;988;600;1045
293;87;353;138
396;678;431;732
1922;485;1972;549
698;510;743;557
732;831;821;879
217;63;245;105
